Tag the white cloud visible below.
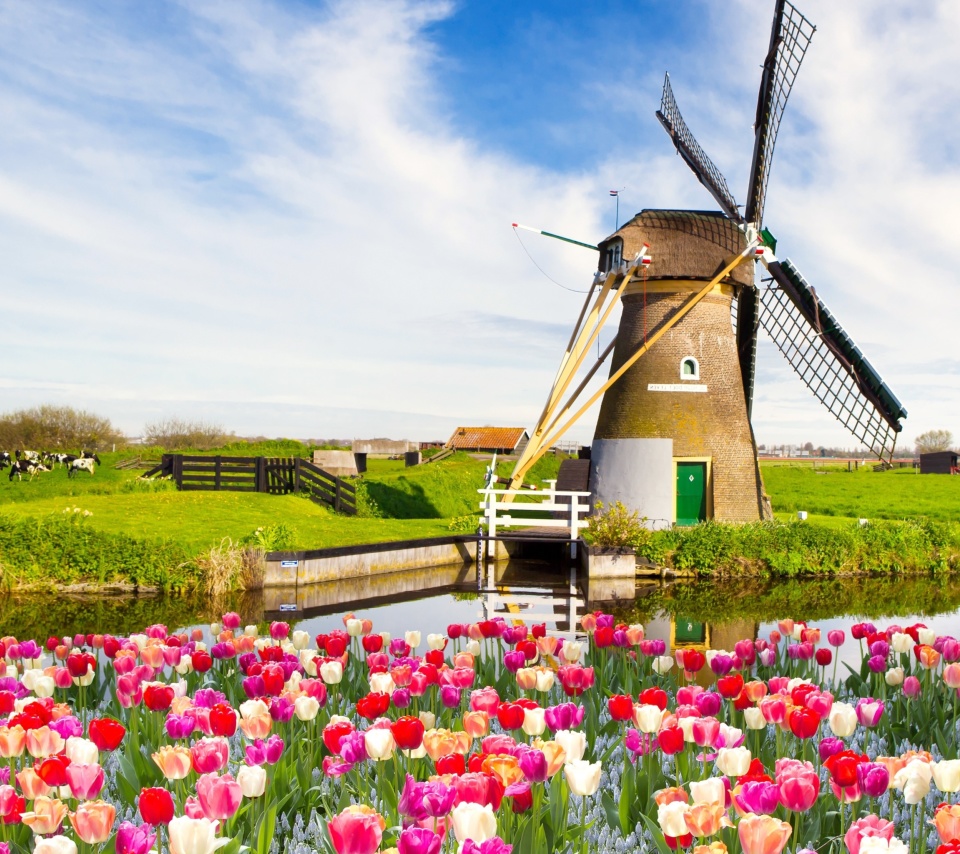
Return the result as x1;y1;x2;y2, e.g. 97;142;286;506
0;0;955;454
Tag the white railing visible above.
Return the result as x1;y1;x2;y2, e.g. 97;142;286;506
478;481;591;558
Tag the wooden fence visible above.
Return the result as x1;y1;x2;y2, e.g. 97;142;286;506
143;455;356;515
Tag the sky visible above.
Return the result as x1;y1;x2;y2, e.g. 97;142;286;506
1;0;958;451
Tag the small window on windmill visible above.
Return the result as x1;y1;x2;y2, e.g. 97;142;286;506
680;357;699;381
603;240;623;272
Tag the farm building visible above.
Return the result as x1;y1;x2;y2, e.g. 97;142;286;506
919;451;959;474
446;427;529;455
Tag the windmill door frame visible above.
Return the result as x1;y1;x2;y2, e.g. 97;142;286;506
674;457;712;525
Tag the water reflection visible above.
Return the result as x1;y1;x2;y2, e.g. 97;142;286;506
1;562;957;662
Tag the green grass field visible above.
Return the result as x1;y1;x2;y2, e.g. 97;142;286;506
2;449;956;562
761;463;960;523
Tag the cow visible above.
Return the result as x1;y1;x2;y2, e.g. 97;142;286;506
67;457;97;478
9;459;50;481
0;452;10;469
49;453;77;468
80;451;102;464
15;450;40;462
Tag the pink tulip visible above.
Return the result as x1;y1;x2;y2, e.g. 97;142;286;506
195;772;242;820
827;630;845;647
776;758;820;811
903;676;922;698
328;807;384;854
944;663;960;689
855;698;884;727
190;737;229;774
470;688;500;715
844;814;894;854
64;763;105;800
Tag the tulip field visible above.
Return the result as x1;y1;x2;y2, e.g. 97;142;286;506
0;612;959;854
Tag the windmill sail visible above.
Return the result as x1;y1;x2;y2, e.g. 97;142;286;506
656;74;742;222
759;259;907;462
744;1;816;226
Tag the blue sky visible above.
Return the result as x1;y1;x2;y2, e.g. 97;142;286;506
0;0;958;451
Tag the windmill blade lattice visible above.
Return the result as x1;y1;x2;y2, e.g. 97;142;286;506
758;259;907;462
744;0;816;226
656;74;742;222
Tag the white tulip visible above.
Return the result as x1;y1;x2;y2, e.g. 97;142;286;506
64;737;99;765
169;816;231;854
829;702;858;738
237;764;266;798
890;633;913;654
716;746;752;777
291;631;310;651
34;835;79;854
535;669;555;693
345;619;363;637
743;707;766;730
554;729;586;763
404;631;421;650
369;672;396;695
689;777;725;805
652;655;674;675
633;704;664;734
657;801;689;837
294;695;320;722
522;707;546;737
427;634;446;651
319;661;343;685
564;759;602;796
451;802;497;844
560;641;582;663
933;759;960;793
364;728;396;761
885;667;905;686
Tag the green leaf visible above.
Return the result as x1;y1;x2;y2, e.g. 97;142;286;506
619;764;635;836
637;812;673;854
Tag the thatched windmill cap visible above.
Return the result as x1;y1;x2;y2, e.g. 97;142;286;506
598;209;753;287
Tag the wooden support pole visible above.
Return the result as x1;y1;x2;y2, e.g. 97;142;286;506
508;246;756;489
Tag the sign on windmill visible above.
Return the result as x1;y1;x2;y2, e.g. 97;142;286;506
506;0;907;529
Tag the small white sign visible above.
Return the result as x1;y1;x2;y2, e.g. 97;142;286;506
648;383;708;393
279;560;299;568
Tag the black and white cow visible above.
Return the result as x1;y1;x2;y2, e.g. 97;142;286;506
15;450;40;462
0;452;10;469
49;453;78;468
67;457;97;477
9;459;50;481
80;451;102;464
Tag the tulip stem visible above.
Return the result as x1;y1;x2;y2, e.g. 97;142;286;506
580;792;589;854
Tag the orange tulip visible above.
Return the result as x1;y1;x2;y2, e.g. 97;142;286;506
694;843;728;854
462;711;489;739
70;800;116;843
654;786;691;806
21;796;69;835
738;813;792;854
26;726;64;759
422;729;471;761
743;681;768;703
918;645;941;670
152;745;193;780
684;803;731;838
0;725;26;758
17;767;52;800
140;645;165;669
238;710;272;741
933;803;960;844
532;739;566;777
453;652;475;669
481;754;523;787
874;755;907;785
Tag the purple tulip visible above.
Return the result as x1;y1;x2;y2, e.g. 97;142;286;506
49;715;83;739
193;688;227;708
18;641;40;660
709;654;735;676
941;637;960;662
544;703;584;732
397;827;442;854
856;761;890;797
612;629;629;648
269;696;295;722
818;737;845;762
399;775;429;821
461;838;513;854
694;692;721;717
211;642;236;660
440;685;462;709
624;729;656;760
648;639;667;656
518;749;548;783
242;675;265;699
392;688;412;709
503;651;526;673
734;780;781;815
869;640;890;659
165;713;198;740
422;780;457;816
759;648;776;667
596;614;614;630
855;698;884;727
335;731;365;765
867;655;887;673
116;822;157;854
238;653;258;674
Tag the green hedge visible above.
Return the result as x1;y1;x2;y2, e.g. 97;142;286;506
638;519;960;576
0;511;195;591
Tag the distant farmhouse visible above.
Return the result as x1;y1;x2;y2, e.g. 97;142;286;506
919;451;959;475
446;427;529;456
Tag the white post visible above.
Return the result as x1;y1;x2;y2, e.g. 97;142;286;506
486;491;497;559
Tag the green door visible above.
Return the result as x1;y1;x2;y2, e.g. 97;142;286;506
676;462;707;526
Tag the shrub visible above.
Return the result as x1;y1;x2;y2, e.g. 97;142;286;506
242;523;298;552
0;405;123;451
143;418;233;451
584;501;651;550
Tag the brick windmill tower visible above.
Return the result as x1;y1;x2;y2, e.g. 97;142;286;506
506;0;907;527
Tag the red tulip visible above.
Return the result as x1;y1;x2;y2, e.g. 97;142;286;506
824;750;868;788
717;674;744;699
496;703;525;730
424;650;444;667
209;704;237;737
261;665;285;696
788;707;820;740
362;635;383;653
88;718;126;752
436;754;466;775
657;726;685;755
328;806;384;854
638;687;668;710
36;755;71;787
139;787;175;825
607;695;634;722
816;648;833;667
323;720;355;755
143;684;174;712
326;636;347;658
192;651;213;673
391;716;425;751
355;693;390;721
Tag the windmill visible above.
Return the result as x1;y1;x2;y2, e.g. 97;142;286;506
506;0;906;526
